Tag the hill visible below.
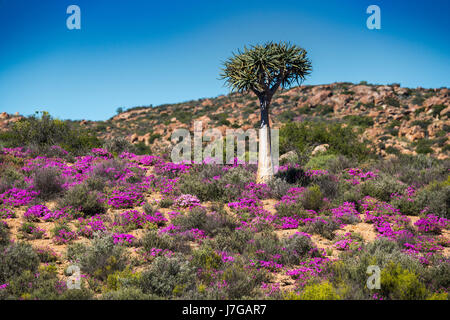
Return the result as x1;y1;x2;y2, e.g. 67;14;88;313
84;82;449;159
1;82;449;159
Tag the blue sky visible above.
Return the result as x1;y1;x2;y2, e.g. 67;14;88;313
0;0;449;120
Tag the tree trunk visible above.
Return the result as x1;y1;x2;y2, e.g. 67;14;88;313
256;97;274;183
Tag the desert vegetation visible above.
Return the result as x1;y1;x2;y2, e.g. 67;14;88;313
0;111;448;300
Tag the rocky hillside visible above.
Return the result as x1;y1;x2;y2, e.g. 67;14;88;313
2;82;449;158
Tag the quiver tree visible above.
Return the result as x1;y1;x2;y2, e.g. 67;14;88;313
221;41;312;182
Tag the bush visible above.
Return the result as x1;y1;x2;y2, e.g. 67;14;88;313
301;217;340;240
312;175;339;200
380;262;428;300
103;137;134;155
414;184;450;218
0;111;101;155
102;287;156;300
220;262;269;299
0;222;10;247
141;229;190;253
6;266;61;299
267;178;292;200
179;164;255;202
0;167;26;192
328;238;423;299
282;233;320;264
77;234;128;281
104;267;141;292
33;167;64;199
360;174;405;202
279;121;372;161
191;245;223;271
0;242;40;283
208;228;253;254
139;254;196;298
158;197;174;208
305;154;338;170
275;166;310;186
59;184;106;216
415;139;434;154
300;184;325;211
422;261;450;292
300;281;341;300
343;115;374;127
373;154;447;187
327;155;357;174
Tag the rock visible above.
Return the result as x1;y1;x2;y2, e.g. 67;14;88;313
309;90;332;106
312;144;329;156
279;150;298;163
440;106;450;117
130;133;139;143
401;125;425;142
428;121;443;138
0;112;9;120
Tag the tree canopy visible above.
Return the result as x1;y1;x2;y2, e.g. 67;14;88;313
221;42;312;98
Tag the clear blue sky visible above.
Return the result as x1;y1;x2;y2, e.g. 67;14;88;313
0;0;449;120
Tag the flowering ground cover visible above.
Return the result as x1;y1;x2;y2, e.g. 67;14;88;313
0;146;449;300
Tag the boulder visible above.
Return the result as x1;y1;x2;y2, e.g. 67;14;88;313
312;144;329;156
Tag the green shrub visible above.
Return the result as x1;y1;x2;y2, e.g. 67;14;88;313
380;262;428;300
327;155;357;174
431;104;447;118
373;154;447;187
103;137;134;154
158;197;174;208
414;183;450;218
267;178;292;199
139;254;196;298
280;121;372;161
6;265;60;299
282;233;319;264
0;111;101;155
300;184;325;211
275;200;305;218
300;281;341;300
101;287;156;300
59;184;106;216
414;139;434;154
33;167;64;199
105;267;141;292
343;115;374;127
275;167;310;186
305;154;338;170
0;242;40;283
312;175;339;200
220;262;269;299
360;174;405;202
191;245;223;271
301;217;339;240
19;221;45;240
208;228;253;254
77;234;128;281
422;260;450;292
0;222;10;247
328;238;423;299
141;229;190;253
0;167;26;192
